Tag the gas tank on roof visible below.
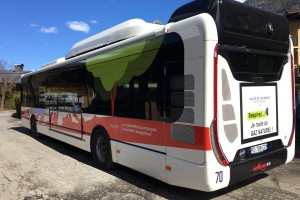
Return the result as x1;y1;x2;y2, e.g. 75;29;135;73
65;19;163;59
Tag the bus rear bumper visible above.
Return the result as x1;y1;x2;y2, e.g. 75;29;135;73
229;148;287;186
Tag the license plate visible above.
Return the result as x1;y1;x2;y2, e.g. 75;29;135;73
250;143;268;154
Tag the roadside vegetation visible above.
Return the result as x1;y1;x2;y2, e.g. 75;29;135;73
0;60;21;117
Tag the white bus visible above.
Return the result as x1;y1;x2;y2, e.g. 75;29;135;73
20;0;295;192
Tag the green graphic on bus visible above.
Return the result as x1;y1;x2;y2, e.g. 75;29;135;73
247;108;268;120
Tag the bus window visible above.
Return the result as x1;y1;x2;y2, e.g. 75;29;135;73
220;49;287;82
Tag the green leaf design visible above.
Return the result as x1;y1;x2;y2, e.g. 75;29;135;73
86;36;163;92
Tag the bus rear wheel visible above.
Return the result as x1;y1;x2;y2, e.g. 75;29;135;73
30;115;40;138
91;130;114;170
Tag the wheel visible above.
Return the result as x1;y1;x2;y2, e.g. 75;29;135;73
91;130;114;170
30;116;40;138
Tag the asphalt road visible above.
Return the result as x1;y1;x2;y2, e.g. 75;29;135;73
0;111;300;200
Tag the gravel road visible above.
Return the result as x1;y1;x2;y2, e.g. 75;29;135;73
1;111;300;200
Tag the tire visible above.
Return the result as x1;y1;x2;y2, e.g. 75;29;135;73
91;130;114;170
30;116;40;138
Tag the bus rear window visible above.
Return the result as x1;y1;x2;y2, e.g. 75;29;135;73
220;50;287;82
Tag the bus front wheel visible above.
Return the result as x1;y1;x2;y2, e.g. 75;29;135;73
30;115;40;138
91;130;114;170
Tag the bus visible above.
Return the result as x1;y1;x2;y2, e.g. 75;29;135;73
20;0;295;192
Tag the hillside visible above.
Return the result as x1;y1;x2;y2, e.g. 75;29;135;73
245;0;299;14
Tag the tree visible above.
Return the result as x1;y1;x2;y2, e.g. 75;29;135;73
0;60;14;110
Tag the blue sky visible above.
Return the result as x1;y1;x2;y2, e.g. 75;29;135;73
0;0;192;71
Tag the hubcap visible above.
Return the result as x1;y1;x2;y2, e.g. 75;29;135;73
96;137;108;162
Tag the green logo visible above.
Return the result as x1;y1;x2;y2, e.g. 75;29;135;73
247;108;268;120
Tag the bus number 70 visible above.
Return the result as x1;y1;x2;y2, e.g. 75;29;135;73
215;171;223;183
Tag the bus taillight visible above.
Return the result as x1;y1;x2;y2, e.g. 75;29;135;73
210;117;228;166
211;44;229;166
287;53;296;148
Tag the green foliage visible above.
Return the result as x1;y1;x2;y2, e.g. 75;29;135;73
4;91;20;110
86;36;163;92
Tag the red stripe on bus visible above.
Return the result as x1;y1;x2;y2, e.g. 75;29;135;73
25;110;212;151
115;118;212;151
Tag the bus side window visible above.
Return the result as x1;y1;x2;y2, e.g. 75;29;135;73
163;32;185;123
90;77;112;116
113;38;164;121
